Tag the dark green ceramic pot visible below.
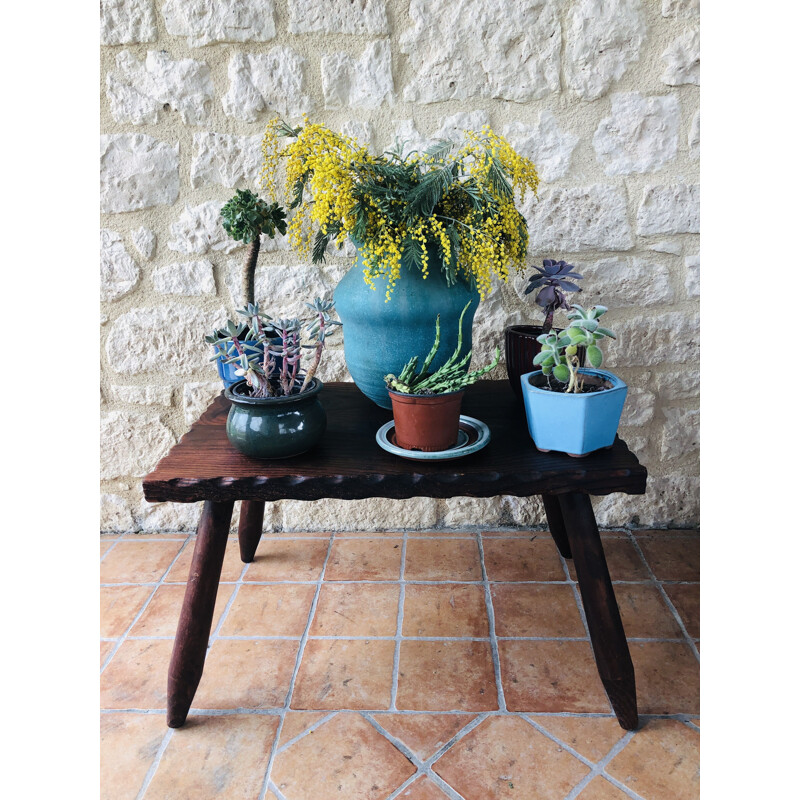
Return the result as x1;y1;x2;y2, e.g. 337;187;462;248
224;379;326;459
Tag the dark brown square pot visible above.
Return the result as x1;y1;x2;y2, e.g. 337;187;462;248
388;389;465;452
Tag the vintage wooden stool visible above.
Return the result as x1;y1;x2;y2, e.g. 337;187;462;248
143;381;647;730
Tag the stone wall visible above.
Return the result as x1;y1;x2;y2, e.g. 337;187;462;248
100;0;700;532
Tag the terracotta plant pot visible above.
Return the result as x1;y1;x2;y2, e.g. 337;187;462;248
388;389;464;452
505;325;586;401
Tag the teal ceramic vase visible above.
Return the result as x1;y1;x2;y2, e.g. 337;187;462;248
333;249;481;408
225;379;327;459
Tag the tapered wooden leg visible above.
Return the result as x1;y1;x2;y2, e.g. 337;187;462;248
238;500;265;563
167;500;234;728
559;492;638;730
541;494;572;559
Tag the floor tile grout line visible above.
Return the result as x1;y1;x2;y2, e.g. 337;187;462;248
476;532;506;712
257;533;335;800
99;534;125;563
267;781;289;800
273;711;338;755
364;711;481;800
101;577;697;587
121;633;704;642
100;536;194;675
625;531;700;661
134;727;174;800
389;531;408;711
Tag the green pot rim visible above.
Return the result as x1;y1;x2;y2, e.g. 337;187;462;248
225;378;323;406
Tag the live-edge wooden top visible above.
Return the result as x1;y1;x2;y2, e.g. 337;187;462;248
143;381;647;503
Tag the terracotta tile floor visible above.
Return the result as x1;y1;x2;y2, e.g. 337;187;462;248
100;528;700;799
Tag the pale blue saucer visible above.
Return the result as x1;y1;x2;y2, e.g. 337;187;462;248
376;415;491;461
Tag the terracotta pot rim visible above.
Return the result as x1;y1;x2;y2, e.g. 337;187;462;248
225;378;323;406
387;387;466;401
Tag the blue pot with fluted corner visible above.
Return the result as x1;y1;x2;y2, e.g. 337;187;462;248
520;368;628;456
213;338;283;389
333;247;481;408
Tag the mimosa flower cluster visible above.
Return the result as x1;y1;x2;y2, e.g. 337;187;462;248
261;118;539;301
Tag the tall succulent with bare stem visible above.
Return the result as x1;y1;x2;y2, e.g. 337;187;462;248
524;259;583;333
220;189;287;307
206;298;341;398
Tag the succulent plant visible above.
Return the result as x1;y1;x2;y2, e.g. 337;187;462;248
384;303;500;395
206;298;340;398
532;304;616;393
220;189;287;308
524;259;583;333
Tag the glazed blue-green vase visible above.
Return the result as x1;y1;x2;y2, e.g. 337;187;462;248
333;249;481;408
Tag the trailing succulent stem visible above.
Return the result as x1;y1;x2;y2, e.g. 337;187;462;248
532;305;616;393
220;189;287;306
385;302;500;395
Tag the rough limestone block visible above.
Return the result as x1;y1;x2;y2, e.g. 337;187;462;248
168;201;242;255
105;304;227;375
223;49;311;122
183;381;222;424
131;227;156;260
661;28;700;86
648;240;682;255
524;185;634;252
392;119;431;154
565;0;646;100
684;254;700;297
100;411;175;479
100;494;135;533
689;111;700;160
135;499;202;532
620;388;656;427
100;229;140;302
152;260;216;296
322;40;394;110
400;0;560;103
111;384;173;405
593;475;699;527
100;134;179;213
575;257;675;308
504;496;547;527
341;121;377;153
315;349;350;383
661;407;699;460
162;0;276;46
433;111;490;143
106;50;214;125
288;0;389;34
662;0;699;17
279;497;437;531
593;93;679;175
441;497;507;528
655;369;700;401
504;113;579;182
606;312;699;368
637;185;700;235
190;132;261;190
223;261;335;312
100;0;157;45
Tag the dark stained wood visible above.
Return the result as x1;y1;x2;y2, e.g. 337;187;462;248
559;492;639;730
541;494;572;559
143;382;647;503
237;500;264;563
167;500;233;728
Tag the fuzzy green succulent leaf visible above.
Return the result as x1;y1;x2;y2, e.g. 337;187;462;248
553;363;570;383
586;345;603;368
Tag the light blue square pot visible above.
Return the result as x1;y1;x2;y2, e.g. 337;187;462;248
520;369;628;456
